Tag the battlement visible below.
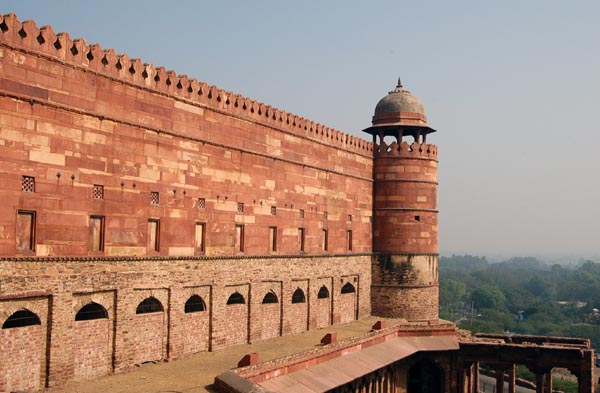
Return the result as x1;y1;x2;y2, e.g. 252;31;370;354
374;141;438;159
0;13;372;155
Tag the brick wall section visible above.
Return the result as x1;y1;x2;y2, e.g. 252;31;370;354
133;313;165;364
285;280;309;334
0;325;45;392
73;319;111;380
0;296;49;391
338;292;357;324
0;255;370;386
0;13;373;259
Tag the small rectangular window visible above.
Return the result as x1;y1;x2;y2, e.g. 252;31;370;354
299;228;305;253
195;222;205;254
150;191;160;205
414;215;421;222
269;226;277;252
271;206;277;216
348;214;353;222
93;184;104;199
16;210;35;251
322;229;328;251
198;198;206;209
148;219;160;252
89;215;105;251
347;230;353;251
299;209;304;219
324;211;328;221
235;224;244;252
21;176;35;192
237;202;244;213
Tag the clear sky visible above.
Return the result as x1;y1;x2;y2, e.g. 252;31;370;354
3;1;599;259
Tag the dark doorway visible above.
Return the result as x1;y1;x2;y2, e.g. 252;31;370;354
408;359;444;393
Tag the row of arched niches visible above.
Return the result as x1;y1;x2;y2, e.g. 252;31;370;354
0;282;358;391
2;283;357;329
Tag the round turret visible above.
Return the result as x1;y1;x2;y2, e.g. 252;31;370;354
367;79;439;322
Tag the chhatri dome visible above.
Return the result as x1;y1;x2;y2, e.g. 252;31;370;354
363;79;435;141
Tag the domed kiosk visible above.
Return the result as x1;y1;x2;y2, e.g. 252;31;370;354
365;80;439;321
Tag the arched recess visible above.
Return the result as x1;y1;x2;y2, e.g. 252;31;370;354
0;308;45;392
260;290;280;340
292;288;306;304
316;285;332;328
225;289;249;346
339;281;357;324
136;297;164;314
2;309;41;328
407;359;444;393
182;294;209;356
227;292;245;305
133;296;165;365
75;302;108;321
73;302;111;380
184;295;206;313
288;286;308;334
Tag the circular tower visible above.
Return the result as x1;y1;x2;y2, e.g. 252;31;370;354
364;79;439;321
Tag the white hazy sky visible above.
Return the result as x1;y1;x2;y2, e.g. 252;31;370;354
3;1;600;258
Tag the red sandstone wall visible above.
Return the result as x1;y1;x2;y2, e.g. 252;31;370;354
0;13;372;258
372;143;438;254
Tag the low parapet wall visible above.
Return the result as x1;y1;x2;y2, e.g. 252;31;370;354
215;321;457;392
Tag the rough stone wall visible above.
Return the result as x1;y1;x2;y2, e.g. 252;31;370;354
0;324;45;392
0;296;49;391
371;285;439;321
0;255;370;386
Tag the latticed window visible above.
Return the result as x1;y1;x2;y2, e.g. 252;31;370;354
271;206;276;215
92;184;104;199
237;202;244;213
150;191;159;205
198;198;206;209
22;176;35;192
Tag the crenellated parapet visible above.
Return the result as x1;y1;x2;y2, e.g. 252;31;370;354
0;13;372;155
374;141;437;160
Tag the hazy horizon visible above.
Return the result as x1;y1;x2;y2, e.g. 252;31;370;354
3;1;599;257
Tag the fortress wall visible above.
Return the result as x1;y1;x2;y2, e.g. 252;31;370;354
0;13;373;258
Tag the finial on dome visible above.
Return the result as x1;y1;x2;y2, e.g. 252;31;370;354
397;77;403;88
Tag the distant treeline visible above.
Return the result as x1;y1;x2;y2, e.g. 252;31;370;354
440;255;600;349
